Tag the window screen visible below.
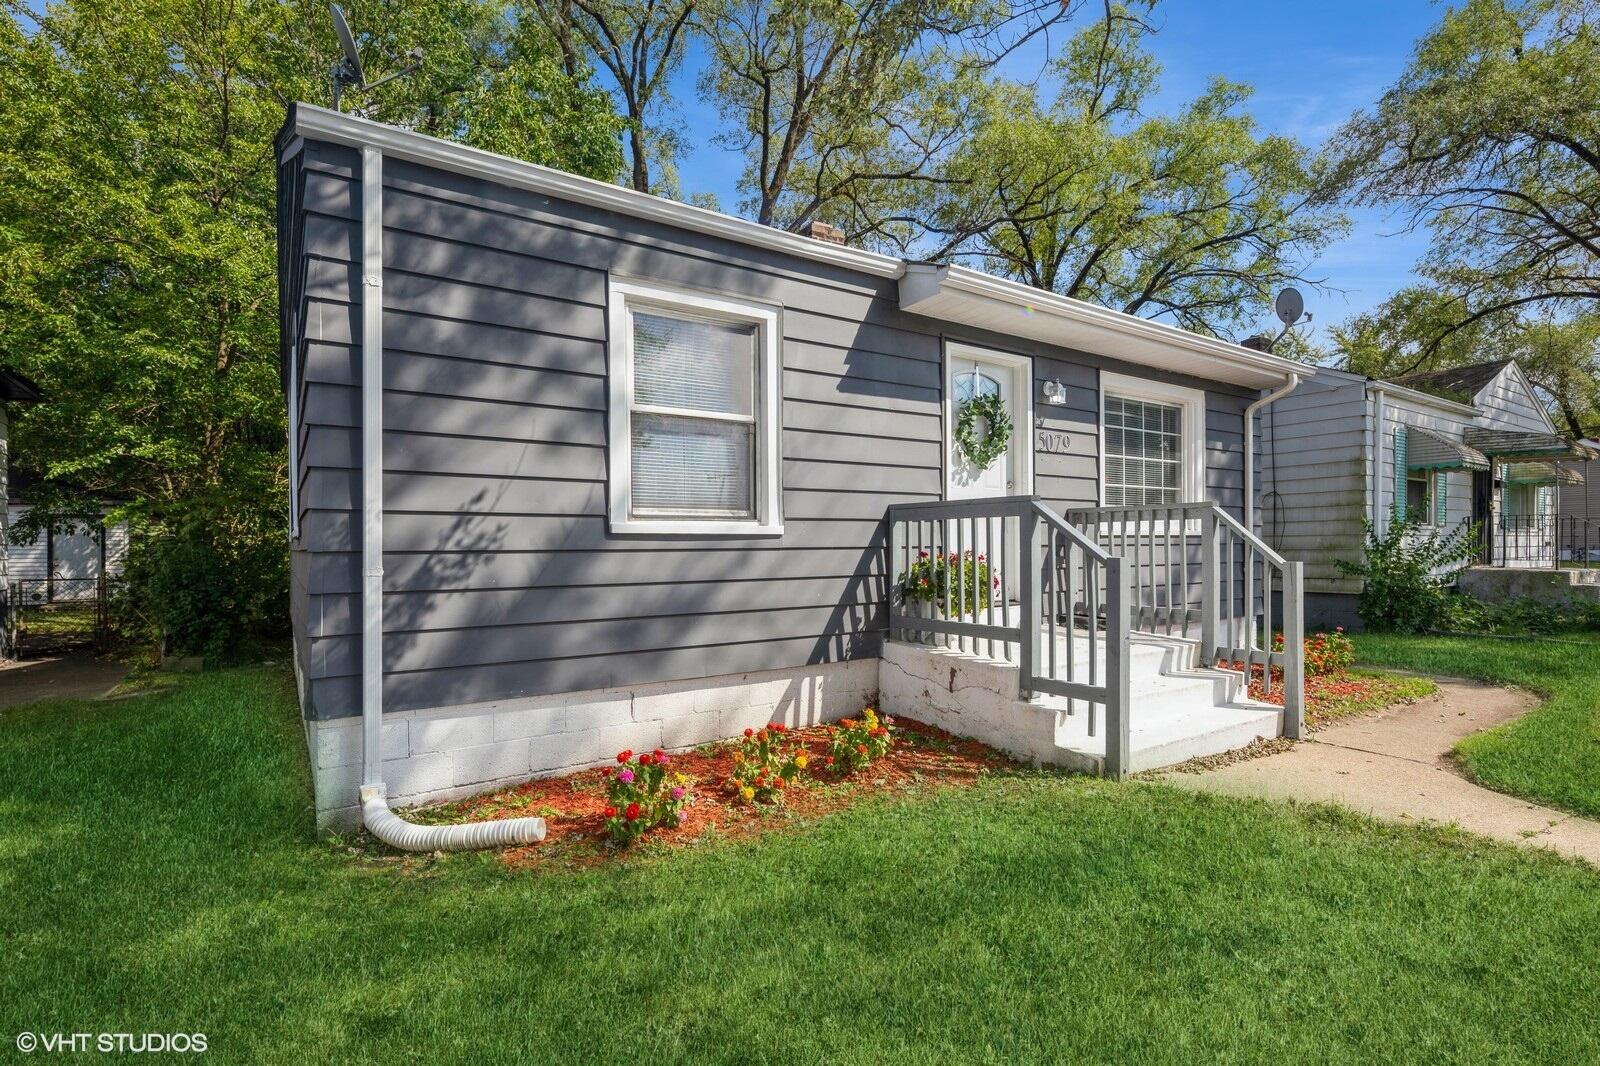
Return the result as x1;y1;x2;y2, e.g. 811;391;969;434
629;310;758;518
1104;396;1183;506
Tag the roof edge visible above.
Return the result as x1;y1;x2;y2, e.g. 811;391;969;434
290;105;905;280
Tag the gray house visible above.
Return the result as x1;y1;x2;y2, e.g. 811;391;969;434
278;105;1314;838
1262;358;1592;627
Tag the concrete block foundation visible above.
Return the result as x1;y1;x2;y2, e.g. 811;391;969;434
306;658;880;829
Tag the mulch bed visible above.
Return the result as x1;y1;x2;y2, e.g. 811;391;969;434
406;717;1017;870
1222;660;1430;729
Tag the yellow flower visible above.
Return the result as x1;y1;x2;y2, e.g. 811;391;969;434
794;753;809;769
741;786;755;801
732;752;744;764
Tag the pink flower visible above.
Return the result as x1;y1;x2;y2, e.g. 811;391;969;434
670;786;685;800
617;769;635;784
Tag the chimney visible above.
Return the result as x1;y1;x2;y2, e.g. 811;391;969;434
802;220;846;245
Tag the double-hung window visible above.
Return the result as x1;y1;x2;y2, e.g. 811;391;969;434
607;280;782;535
1100;372;1206;507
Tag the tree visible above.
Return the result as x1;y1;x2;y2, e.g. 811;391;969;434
923;7;1345;338
0;0;621;655
527;0;696;194
1329;0;1600;358
697;0;1090;239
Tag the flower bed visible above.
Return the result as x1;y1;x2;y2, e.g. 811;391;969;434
1222;658;1436;729
407;716;1015;869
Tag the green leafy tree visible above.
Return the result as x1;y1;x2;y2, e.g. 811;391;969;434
1329;0;1600;355
923;7;1345;337
697;0;1089;239
0;0;621;656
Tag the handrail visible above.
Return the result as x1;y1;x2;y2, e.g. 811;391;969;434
885;495;1306;772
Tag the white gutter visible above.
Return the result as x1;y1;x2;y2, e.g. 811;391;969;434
1244;371;1300;534
355;145;546;851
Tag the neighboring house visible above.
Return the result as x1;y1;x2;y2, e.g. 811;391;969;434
1557;439;1600;562
1262;358;1592;628
278;106;1315;829
3;502;130;602
0;368;45;627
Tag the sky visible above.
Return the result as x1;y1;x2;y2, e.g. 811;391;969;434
658;0;1448;344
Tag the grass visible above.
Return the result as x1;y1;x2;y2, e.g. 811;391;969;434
2;667;1599;1063
1353;631;1600;819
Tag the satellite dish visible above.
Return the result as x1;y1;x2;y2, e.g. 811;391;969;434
328;5;424;113
332;5;366;85
1275;287;1305;327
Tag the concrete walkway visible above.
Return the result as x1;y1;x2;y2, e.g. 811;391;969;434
1162;678;1600;866
0;650;128;710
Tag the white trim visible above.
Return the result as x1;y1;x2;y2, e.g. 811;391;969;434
290;105;901;279
941;342;1035;499
606;278;783;536
1098;371;1207;506
902;264;1310;390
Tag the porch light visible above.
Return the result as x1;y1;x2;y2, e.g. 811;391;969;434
1041;378;1068;406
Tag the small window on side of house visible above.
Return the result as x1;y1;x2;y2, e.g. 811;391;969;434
607;280;782;535
1406;472;1432;523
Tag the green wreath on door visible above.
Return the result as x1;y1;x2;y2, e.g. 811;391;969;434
953;392;1012;471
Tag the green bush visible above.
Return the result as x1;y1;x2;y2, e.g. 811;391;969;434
1439;594;1600;635
1336;516;1479;632
118;502;288;663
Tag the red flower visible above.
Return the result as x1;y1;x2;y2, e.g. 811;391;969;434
857;743;868;755
652;748;665;760
639;752;652;766
625;802;641;821
744;727;754;738
616;749;632;763
604;806;617;818
826;756;836;766
774;776;787;789
770;722;785;733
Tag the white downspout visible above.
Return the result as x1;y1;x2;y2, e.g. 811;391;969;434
1370;387;1388;534
355;145;545;851
1244;371;1300;534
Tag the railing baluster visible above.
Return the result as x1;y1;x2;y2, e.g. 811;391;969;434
1047;527;1058;682
999;513;1011;661
1262;563;1274;699
1065;539;1077;687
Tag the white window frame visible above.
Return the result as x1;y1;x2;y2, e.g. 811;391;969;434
607;278;783;536
1098;370;1207;508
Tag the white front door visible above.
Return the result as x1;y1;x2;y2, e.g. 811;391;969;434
945;346;1032;500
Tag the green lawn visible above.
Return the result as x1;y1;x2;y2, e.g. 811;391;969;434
1354;631;1600;819
3;667;1599;1063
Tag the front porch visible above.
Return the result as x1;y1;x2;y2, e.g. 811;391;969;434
881;497;1304;776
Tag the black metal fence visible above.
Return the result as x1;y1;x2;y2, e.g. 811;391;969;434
5;575;118;658
1489;515;1600;569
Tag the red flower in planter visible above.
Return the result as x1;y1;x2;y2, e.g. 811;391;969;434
639;753;652;766
616;749;632;763
604;806;617;818
744;727;754;738
625;802;641;821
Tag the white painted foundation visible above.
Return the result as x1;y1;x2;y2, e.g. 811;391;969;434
307;658;879;829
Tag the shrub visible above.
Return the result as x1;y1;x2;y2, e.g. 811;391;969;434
1272;629;1356;677
117;501;288;663
726;724;805;805
898;550;998;614
1440;594;1600;635
825;707;895;773
602;749;691;844
1335;516;1479;632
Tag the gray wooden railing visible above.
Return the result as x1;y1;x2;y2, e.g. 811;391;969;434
1063;503;1304;740
885;496;1306;773
885;496;1132;774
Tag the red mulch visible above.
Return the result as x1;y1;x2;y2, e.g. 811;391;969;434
1220;659;1406;722
417;717;1016;869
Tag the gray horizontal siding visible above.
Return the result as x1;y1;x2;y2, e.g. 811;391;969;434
1261;375;1369;594
285;134;1259;719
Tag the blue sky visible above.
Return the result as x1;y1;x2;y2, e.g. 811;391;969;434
658;0;1447;343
